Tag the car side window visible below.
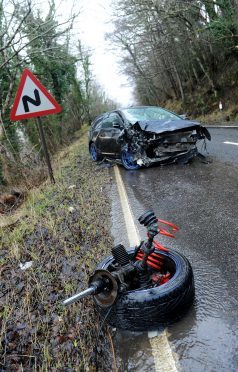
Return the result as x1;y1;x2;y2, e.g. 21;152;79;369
101;118;113;128
100;113;123;129
95;120;102;130
91;117;102;131
109;113;124;127
92;113;109;130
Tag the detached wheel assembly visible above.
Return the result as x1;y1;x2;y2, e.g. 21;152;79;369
63;210;195;331
96;248;194;331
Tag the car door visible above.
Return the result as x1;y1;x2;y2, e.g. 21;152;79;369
97;113;123;155
90;117;104;142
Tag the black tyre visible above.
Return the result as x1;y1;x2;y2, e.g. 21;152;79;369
95;248;194;331
89;142;102;161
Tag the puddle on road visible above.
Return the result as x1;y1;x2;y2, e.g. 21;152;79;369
110;169;238;372
168;252;238;372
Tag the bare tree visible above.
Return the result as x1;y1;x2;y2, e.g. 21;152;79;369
109;0;238;111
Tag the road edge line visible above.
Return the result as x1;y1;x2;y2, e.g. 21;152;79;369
114;166;140;246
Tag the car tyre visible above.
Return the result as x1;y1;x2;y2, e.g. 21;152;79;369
89;142;102;162
94;248;195;331
121;149;141;170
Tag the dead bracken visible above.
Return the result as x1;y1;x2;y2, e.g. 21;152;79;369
0;191;25;215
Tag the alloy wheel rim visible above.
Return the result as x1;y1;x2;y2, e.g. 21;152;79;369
122;150;139;169
90;143;97;161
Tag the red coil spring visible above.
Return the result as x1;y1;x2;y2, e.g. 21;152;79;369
136;250;164;270
135;218;179;271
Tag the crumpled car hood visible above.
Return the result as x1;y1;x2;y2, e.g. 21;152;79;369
132;119;211;140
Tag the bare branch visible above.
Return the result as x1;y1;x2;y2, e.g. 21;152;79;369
0;16;75;69
0;1;32;53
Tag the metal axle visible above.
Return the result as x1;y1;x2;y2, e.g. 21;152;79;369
63;270;119;308
63;286;96;306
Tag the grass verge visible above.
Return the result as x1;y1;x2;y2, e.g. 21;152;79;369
0;126;114;371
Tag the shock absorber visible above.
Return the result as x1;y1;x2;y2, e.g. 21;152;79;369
136;210;174;272
135;210;161;286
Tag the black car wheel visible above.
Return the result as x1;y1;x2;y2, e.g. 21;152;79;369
95;248;195;331
89;142;102;162
121;149;141;170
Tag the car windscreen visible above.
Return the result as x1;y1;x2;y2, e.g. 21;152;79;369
122;107;182;123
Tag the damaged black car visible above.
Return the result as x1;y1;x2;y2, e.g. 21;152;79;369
89;106;211;170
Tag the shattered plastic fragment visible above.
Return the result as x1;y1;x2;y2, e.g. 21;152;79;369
137;159;144;166
19;261;33;270
68;206;75;212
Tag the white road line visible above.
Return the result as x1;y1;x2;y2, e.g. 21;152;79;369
114;165;178;372
224;141;238;146
114;166;140;246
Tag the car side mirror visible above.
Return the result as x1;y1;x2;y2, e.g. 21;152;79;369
112;122;121;128
180;114;188;120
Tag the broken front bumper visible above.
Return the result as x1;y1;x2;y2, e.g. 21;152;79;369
135;147;199;167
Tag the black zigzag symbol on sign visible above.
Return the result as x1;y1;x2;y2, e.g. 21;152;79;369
22;89;41;112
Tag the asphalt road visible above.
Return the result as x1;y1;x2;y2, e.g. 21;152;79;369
199;127;238;166
111;127;238;371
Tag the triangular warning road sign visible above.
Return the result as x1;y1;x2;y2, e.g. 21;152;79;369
10;69;62;121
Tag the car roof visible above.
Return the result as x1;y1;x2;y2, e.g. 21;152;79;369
92;105;181;124
116;106;182;120
118;105;161;110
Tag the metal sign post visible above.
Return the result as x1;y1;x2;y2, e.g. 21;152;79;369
37;117;55;184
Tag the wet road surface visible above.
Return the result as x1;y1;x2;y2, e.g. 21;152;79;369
200;127;238;166
110;129;238;371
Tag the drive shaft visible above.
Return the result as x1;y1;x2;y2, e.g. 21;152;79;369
63;287;96;306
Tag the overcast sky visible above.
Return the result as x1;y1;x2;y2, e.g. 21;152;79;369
57;0;135;106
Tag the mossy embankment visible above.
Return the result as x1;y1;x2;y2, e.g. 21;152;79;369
0;126;115;371
164;82;238;124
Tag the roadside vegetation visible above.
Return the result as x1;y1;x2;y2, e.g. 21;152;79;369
109;0;238;119
0;0;116;192
0;128;115;370
0;2;117;369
